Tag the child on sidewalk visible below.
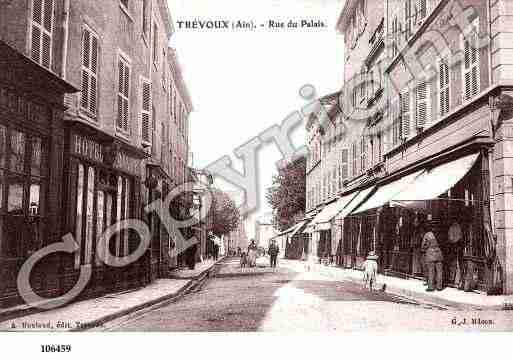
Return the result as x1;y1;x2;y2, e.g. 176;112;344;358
362;251;379;291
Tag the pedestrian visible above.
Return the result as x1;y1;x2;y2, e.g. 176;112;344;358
362;251;379;291
422;225;444;291
268;240;280;268
247;240;258;267
213;243;220;261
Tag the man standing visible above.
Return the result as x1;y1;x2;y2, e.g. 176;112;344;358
421;225;444;291
268;240;280;268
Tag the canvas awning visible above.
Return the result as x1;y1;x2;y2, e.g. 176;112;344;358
352;170;424;214
335;186;375;220
289;219;310;238
389;152;480;208
309;192;360;231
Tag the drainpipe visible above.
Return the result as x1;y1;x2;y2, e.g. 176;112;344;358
60;0;70;80
486;0;496;238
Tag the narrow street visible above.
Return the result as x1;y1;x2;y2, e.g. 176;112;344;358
102;258;511;331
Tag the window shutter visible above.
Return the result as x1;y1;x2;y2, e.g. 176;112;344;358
405;0;412;40
415;0;427;24
439;59;450;116
415;81;429;129
117;59;130;131
341;148;349;179
31;26;42;65
400;89;411;138
31;0;53;69
463;19;480;101
141;81;152;143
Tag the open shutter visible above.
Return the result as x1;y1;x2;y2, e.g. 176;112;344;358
141;81;152;143
400;89;411;138
341;148;349;180
415;0;427;25
415;81;429;129
80;29;91;110
463;19;480;101
117;61;124;129
439;59;450;116
30;0;53;69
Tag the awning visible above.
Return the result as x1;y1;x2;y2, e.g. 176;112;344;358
309;192;360;231
352;170;424;214
390;152;480;207
289;220;310;238
335;186;375;220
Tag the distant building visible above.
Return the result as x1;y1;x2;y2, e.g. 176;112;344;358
255;214;279;250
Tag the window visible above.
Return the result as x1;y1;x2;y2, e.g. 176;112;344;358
360;137;367;172
153;23;159;66
463;18;480;101
438;58;450;116
341;148;349;181
30;0;54;69
400;88;411;139
351;142;358;177
404;0;427;41
80;27;99;117
415;81;430;130
117;56;130;132
141;79;151;144
1;126;47;259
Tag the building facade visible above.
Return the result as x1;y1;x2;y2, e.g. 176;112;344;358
305;0;513;295
0;0;192;307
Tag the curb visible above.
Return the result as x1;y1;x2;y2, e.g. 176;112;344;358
289;260;506;311
72;258;224;332
0;258;224;331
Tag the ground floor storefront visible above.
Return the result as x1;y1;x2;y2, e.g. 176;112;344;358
0;41;78;308
335;148;500;294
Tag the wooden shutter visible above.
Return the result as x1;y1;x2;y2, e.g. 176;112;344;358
117;59;130;131
463;20;480;101
439;59;450;116
415;81;429;129
415;0;427;24
81;29;99;116
400;89;411;138
341;148;349;180
31;0;53;69
405;0;413;40
141;81;151;143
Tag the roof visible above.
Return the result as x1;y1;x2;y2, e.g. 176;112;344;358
336;0;358;33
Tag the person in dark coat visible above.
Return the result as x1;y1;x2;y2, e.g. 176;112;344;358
213;243;220;261
268;240;280;268
422;226;444;291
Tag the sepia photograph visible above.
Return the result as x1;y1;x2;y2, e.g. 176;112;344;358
0;0;513;356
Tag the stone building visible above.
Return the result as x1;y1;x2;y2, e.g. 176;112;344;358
306;0;513;295
0;0;192;307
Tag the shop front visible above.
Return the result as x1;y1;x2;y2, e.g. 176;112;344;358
344;149;496;293
0;41;78;308
61;121;147;299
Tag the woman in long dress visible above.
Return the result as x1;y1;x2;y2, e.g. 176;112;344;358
247;240;258;267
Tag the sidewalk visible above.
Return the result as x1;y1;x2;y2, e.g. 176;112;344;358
283;259;513;310
0;258;222;332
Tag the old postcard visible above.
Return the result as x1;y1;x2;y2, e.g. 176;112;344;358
1;0;513;355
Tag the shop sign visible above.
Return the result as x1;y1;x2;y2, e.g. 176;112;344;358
73;134;103;163
115;151;140;175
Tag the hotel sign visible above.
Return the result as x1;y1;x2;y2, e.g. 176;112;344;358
72;133;140;176
73;134;103;163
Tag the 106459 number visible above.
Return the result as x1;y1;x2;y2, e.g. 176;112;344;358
41;345;71;353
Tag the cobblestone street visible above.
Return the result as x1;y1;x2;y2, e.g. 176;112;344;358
103;258;513;331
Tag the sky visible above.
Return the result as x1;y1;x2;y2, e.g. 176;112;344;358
167;0;346;237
